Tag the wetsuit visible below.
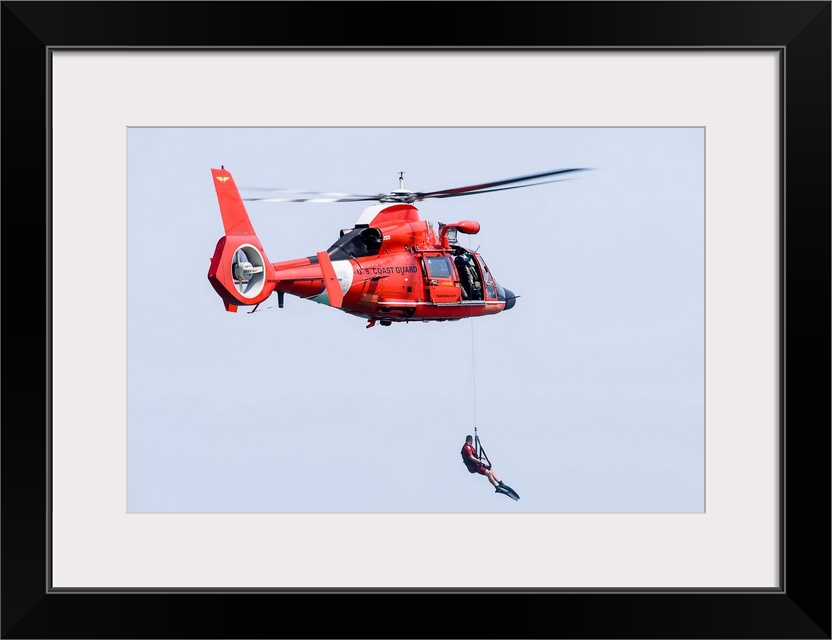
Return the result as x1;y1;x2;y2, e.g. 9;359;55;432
461;441;487;475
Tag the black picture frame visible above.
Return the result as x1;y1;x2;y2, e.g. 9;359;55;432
2;2;829;638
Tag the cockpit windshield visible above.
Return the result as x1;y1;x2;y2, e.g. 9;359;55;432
327;226;383;261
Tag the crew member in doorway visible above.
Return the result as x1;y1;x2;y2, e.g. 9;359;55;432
460;434;509;494
455;254;481;300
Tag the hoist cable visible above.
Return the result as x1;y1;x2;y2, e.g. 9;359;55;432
470;320;491;468
470;318;478;432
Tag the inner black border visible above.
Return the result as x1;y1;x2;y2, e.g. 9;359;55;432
2;2;830;638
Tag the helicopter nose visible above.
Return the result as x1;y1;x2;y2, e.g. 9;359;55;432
502;288;517;311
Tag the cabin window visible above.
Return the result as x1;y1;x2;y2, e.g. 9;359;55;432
425;256;453;278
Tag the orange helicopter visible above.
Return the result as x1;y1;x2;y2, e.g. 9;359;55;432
207;166;586;328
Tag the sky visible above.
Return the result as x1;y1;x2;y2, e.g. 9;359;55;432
126;126;704;514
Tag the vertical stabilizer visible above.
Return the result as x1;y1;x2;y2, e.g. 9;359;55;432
212;168;255;235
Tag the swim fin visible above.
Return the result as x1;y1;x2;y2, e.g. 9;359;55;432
495;485;520;501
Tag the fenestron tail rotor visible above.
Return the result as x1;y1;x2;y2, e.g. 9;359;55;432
230;245;265;298
232;249;245;293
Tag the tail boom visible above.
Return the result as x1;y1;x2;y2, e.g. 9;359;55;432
207;167;350;313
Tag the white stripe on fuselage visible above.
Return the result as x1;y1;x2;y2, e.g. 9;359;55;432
310;259;354;306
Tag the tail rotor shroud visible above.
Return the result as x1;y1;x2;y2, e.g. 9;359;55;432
231;245;266;298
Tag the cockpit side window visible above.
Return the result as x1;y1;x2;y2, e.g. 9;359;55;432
475;255;497;298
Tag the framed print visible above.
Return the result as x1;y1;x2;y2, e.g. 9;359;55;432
3;1;829;638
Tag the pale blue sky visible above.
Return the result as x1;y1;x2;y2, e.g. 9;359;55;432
126;127;704;513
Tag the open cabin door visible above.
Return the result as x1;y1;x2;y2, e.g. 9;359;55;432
453;250;484;301
422;254;461;303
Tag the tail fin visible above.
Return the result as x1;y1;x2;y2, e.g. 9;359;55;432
207;168;276;310
212;168;255;235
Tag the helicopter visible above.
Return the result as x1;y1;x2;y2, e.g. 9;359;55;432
207;166;586;328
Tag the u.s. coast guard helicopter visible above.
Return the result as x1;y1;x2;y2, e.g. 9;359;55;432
207;166;585;328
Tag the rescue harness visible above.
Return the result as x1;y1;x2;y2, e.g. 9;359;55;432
473;426;492;469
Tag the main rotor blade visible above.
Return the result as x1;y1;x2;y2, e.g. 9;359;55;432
243;194;383;203
424;177;578;199
239;168;590;205
242;189;384;203
414;168;588;200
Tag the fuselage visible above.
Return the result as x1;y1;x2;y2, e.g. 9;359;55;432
263;203;516;326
